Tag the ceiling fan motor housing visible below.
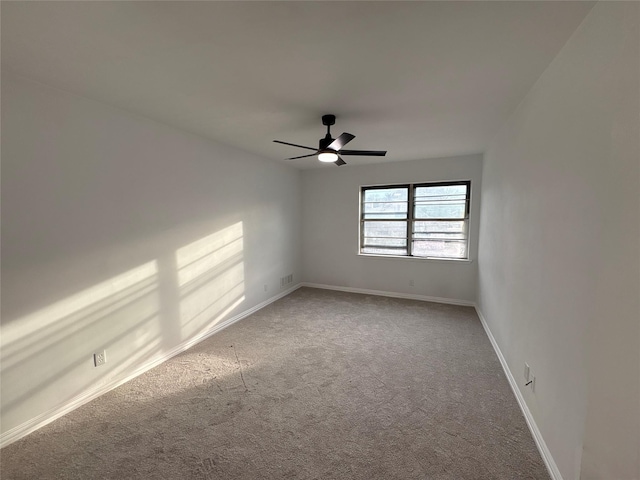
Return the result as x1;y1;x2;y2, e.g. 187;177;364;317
319;133;333;150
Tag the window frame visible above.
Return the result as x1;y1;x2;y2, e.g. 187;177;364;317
359;180;471;261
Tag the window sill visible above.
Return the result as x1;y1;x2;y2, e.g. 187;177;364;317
357;253;474;264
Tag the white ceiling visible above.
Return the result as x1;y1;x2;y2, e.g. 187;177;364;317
1;1;594;169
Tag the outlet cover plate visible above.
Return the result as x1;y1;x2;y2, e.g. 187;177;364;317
94;350;107;367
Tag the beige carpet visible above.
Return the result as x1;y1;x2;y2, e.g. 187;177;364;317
1;287;549;479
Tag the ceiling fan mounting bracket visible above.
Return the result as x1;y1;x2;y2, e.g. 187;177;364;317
321;114;336;127
321;114;336;145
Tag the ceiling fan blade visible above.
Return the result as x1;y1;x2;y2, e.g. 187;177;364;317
273;140;317;151
339;149;387;156
327;133;355;151
334;157;347;166
286;153;317;160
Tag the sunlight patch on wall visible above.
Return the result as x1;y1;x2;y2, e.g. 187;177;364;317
176;223;245;340
102;332;164;384
2;261;158;354
0;261;161;425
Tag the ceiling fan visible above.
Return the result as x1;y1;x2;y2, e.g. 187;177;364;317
273;114;387;166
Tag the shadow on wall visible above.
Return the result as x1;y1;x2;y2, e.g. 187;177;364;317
0;222;246;433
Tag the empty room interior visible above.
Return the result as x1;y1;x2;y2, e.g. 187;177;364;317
1;2;638;480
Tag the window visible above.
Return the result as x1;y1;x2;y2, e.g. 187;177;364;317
360;181;470;259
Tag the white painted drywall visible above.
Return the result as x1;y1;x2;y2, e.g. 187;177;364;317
477;3;639;480
0;73;301;435
301;155;482;303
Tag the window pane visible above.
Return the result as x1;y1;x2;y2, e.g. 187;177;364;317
414;203;466;219
362;220;408;256
414;184;468;219
362;187;408;220
363;221;407;238
363;237;407;248
412;239;467;259
363;188;408;203
362;246;408;255
363;201;407;219
413;220;466;240
415;185;466;197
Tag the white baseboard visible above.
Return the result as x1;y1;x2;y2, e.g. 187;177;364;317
474;306;563;480
301;282;475;307
0;284;301;449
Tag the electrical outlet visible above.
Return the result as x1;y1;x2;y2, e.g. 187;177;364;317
94;350;107;367
264;284;268;292
409;279;414;287
524;363;536;392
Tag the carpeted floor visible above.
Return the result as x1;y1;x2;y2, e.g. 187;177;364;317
1;287;549;479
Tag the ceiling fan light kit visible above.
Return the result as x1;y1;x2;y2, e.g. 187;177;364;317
317;151;338;162
273;114;387;166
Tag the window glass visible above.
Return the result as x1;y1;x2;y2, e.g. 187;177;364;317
362;187;408;219
412;239;467;258
414;185;468;219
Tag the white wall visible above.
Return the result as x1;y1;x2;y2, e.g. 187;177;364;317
301;155;482;303
477;3;639;480
0;73;301;435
